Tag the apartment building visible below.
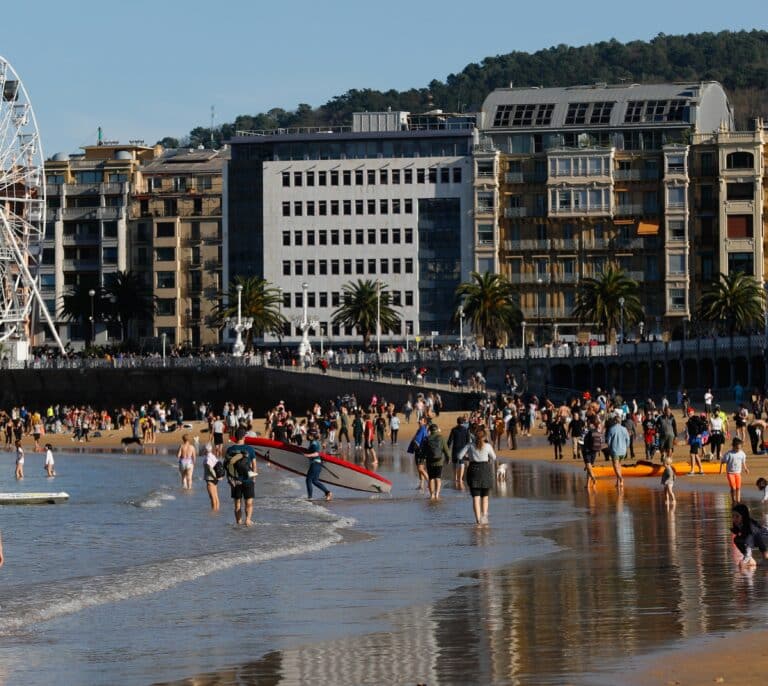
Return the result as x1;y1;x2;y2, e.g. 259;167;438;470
42;142;157;343
130;147;227;347
227;112;475;347
476;82;736;341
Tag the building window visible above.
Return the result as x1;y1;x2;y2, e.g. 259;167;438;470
668;220;685;240
355;229;364;245
367;199;376;214
668;254;686;274
564;102;588;125
282;201;290;217
428;168;437;183
318;171;327;186
368;258;376;273
380;259;389;274
331;260;339;275
343;259;352;274
156;299;176;316
405;291;414;306
478;224;494;244
727;183;754;201
392;291;402;306
319;200;327;215
355;200;364;215
103;221;118;238
102;247;117;264
453;167;462;183
343;200;351;215
319;230;327;245
380;228;389;244
330;170;338;185
294;260;303;275
156;222;175;238
668;288;685;310
392;199;401;214
393;258;401;274
307;231;315;246
405;258;413;274
440;167;450;183
282;261;291;276
417;168;425;184
157;271;175;289
332;291;340;307
282;172;290;187
367;169;376;185
307;260;316;275
294;201;302;216
155;247;175;262
355;170;364;185
667;187;685;208
319;292;328;307
379;169;388;184
404;168;413;184
367;229;376;244
282;231;291;246
343;229;351;245
392;229;401;244
319;260;327;275
404;199;413;213
727;215;753;238
726;152;754;169
392;169;400;184
306;201;315;216
728;252;754;275
331;200;339;215
306;171;314;186
404;228;413;243
343;170;351;185
355;259;364;274
331;229;339;245
380;199;388;214
293;171;302;187
294;231;303;246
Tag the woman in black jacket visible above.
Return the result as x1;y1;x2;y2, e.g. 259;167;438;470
731;503;768;567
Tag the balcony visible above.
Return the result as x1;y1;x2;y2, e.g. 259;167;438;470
614;238;644;250
504;239;550;251
62;259;99;270
504;207;527;218
557;273;580;283
474;205;495;216
582;238;613;250
521;307;567;319
614;170;642;181
505;172;524;183
66;183;101;195
550;205;611;217
62;233;99;245
550;238;578;250
614;204;644;216
46;184;61;196
509;273;552;284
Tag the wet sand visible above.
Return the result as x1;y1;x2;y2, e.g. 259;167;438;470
12;409;768;684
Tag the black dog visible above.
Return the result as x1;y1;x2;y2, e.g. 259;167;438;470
121;436;143;451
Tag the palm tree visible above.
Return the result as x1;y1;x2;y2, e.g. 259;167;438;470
103;271;156;342
61;283;102;346
213;276;284;349
572;265;643;342
695;271;765;335
454;272;521;347
332;279;401;349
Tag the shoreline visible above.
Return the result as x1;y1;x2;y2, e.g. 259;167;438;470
7;408;768;684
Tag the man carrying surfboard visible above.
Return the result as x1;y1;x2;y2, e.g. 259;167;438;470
305;429;332;502
224;440;259;526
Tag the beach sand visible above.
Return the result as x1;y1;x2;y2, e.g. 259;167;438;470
12;407;768;685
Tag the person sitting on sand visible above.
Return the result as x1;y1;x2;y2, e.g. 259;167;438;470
730;502;768;568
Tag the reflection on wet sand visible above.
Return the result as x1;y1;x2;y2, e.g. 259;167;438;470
157;461;768;686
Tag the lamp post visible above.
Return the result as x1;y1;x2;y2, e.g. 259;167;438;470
319;326;324;357
295;282;318;359
521;320;527;356
458;305;464;348
88;288;96;345
376;279;381;355
161;332;167;367
405;322;411;351
619;296;625;344
536;278;543;347
277;287;283;347
226;284;253;357
639;321;645;341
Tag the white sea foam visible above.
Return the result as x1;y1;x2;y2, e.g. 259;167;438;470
0;528;344;635
129;490;176;509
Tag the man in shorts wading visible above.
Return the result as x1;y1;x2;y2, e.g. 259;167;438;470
226;438;258;526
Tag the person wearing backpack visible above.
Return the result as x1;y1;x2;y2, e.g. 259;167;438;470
224;441;259;526
685;409;706;475
424;423;450;500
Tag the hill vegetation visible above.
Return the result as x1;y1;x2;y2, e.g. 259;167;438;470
162;30;768;148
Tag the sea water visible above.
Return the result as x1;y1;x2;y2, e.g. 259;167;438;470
1;445;767;685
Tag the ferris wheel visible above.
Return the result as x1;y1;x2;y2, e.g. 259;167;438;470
0;55;64;356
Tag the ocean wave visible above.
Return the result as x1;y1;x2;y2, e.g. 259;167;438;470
127;489;176;509
0;529;344;635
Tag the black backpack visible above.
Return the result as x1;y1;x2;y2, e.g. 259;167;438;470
224;448;252;483
213;461;225;479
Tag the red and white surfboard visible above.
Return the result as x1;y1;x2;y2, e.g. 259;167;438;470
245;437;392;494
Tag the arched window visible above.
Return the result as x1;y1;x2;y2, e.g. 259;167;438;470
726;151;753;169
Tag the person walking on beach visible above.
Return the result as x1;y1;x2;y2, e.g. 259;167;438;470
708;407;727;462
407;416;429;490
685;410;706;475
389;411;400;445
606;415;630;489
448;415;471;486
14;440;24;480
458;428;496;525
569;410;585;460
719;437;749;503
656;406;677;463
423;423;450;500
225;441;259;526
44;444;55;477
305;430;332;502
582;418;602;488
730;502;768;568
203;443;222;511
177;434;196;490
661;456;676;509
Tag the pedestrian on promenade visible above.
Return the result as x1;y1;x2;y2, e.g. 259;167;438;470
458;427;496;525
719;437;749;503
730;502;768;568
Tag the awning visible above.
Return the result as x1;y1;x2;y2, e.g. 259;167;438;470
613;219;635;225
637;221;660;236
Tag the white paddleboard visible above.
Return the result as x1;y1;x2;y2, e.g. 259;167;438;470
0;492;69;505
245;437;392;494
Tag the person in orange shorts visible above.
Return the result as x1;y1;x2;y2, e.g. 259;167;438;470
719;437;749;503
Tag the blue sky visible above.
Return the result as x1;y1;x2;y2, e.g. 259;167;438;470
2;0;766;155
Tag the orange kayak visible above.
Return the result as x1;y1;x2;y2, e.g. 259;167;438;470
590;459;722;478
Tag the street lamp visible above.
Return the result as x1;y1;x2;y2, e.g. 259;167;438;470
619;296;625;344
161;332;167;367
639;321;645;341
226;284;253;357
458;305;465;348
319;326;324;357
88;288;96;344
521;320;527;356
405;322;411;351
536;278;543;347
277;287;283;347
295;282;318;359
376;279;381;355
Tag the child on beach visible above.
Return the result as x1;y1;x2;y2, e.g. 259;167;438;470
719;437;748;503
14;440;24;479
44;443;55;477
730;502;768;568
661;456;676;508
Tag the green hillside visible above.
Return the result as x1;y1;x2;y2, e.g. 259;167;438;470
169;30;768;148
